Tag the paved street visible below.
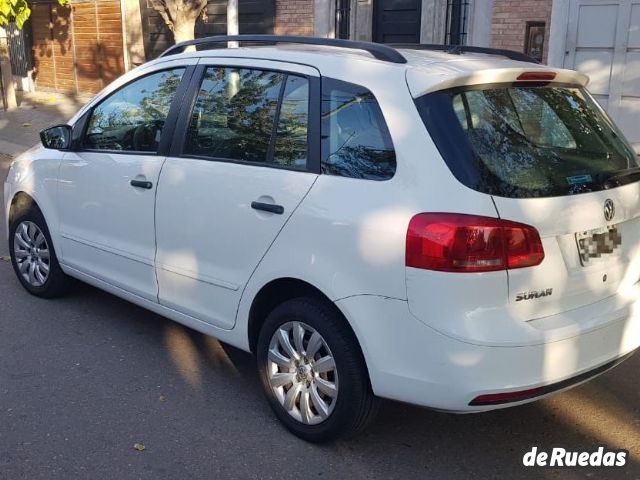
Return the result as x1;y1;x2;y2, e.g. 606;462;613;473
1;135;640;479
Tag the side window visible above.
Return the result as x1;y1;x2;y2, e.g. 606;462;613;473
321;78;396;180
184;67;310;169
84;68;185;152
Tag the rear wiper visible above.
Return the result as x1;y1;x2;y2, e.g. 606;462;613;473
597;167;640;189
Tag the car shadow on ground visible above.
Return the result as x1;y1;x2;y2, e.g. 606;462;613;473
40;278;640;479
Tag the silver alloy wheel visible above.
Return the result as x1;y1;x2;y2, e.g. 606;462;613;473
267;321;339;425
13;221;51;287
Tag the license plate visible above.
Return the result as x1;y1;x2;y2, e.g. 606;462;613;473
576;225;622;265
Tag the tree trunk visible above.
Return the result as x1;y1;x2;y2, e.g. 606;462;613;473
0;28;16;110
172;16;197;43
0;59;17;111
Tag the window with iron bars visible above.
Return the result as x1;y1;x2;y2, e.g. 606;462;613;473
445;0;470;45
335;0;351;39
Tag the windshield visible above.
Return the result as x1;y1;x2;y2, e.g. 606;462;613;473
415;84;639;198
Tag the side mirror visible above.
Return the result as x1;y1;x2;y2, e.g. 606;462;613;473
40;125;72;150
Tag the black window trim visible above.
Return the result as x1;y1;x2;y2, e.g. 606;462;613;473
172;63;321;174
74;65;197;157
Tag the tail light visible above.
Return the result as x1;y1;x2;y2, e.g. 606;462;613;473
406;213;544;273
516;71;557;81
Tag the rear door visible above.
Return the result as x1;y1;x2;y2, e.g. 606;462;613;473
495;182;640;321
154;59;320;329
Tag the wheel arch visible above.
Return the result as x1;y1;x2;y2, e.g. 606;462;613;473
9;191;42;224
8;189;62;260
246;277;364;363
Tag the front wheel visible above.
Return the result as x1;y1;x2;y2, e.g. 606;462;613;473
257;297;377;442
9;205;71;298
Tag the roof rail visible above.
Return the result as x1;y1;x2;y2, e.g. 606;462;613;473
159;35;408;64
390;44;540;64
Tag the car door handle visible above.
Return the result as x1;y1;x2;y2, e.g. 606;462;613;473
130;179;153;189
251;201;284;215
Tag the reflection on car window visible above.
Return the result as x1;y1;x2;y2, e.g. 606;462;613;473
185;67;309;169
416;85;639;198
273;75;309;169
84;68;184;152
321;78;396;180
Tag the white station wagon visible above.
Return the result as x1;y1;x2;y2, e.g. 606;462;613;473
4;36;640;442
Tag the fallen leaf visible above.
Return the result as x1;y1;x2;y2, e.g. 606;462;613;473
133;443;145;452
21;123;31;128
159;394;166;403
0;256;9;262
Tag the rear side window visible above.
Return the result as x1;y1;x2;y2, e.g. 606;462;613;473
84;68;185;152
416;84;639;198
321;78;396;180
184;67;309;170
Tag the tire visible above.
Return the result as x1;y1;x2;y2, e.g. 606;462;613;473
9;204;71;298
257;297;378;442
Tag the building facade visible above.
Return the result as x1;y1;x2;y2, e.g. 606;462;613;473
6;0;639;150
15;0;495;95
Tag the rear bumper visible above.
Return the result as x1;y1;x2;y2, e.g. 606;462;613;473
336;295;640;411
468;349;635;406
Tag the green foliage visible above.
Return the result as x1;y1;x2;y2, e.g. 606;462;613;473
0;0;68;29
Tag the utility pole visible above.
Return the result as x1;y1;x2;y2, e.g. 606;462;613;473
227;0;239;48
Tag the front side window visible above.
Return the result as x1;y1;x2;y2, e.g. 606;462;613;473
416;84;639;198
184;67;309;169
321;78;396;180
84;68;185;152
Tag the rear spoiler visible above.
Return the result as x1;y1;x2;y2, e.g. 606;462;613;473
407;67;590;98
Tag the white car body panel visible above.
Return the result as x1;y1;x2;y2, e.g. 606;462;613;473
155;160;317;329
57;151;165;301
338;293;640;410
496;181;640;320
4;145;64;248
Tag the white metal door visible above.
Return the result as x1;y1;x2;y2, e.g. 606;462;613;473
155;59;320;330
58;151;164;301
57;64;192;301
565;0;640;152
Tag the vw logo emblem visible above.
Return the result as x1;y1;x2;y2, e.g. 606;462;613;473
604;199;615;222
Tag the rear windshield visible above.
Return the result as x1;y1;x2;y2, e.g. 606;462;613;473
415;84;639;198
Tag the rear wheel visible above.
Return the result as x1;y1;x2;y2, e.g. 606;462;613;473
257;297;377;442
9;205;70;298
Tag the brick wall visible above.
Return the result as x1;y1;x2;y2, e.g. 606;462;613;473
274;0;314;36
491;0;553;63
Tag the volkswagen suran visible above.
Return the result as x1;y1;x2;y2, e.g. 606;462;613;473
5;36;640;442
